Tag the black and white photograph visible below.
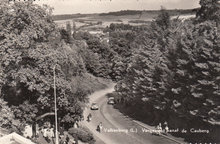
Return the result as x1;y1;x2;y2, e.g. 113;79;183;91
0;0;219;144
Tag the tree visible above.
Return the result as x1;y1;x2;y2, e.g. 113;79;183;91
114;3;220;142
64;21;74;43
196;0;220;23
155;7;171;30
76;32;114;78
177;21;220;124
116;4;220;129
115;11;174;106
74;40;102;76
0;2;87;127
108;28;137;81
60;28;72;44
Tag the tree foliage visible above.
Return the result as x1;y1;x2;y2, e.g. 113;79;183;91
0;1;88;127
0;99;17;129
196;0;220;23
74;31;114;79
115;4;220;130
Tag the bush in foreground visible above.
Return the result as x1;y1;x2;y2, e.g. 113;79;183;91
68;127;95;144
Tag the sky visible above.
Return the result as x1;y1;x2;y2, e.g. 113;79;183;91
34;0;200;15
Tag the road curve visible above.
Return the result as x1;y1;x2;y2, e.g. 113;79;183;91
81;84;179;144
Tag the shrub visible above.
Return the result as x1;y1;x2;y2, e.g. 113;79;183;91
68;127;95;144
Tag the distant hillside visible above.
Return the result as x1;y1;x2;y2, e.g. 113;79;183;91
52;9;199;21
99;9;198;16
52;13;93;21
100;10;142;16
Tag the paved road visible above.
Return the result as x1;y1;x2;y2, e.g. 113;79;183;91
81;84;180;144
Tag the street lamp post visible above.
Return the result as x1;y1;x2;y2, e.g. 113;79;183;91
53;66;59;144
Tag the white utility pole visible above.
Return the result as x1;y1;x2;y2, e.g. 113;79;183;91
53;65;59;144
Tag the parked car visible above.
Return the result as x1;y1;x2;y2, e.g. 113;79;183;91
107;97;115;105
90;103;99;110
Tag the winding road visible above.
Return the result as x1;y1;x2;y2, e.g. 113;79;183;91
81;84;180;144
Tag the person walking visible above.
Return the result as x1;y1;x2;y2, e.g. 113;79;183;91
46;128;51;143
99;122;103;129
87;113;92;122
156;123;162;135
163;121;169;134
42;127;47;139
165;125;169;134
97;122;103;133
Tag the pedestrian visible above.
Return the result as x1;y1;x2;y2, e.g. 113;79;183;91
156;123;162;135
43;127;47;138
76;120;79;128
60;126;64;136
73;122;77;128
46;128;51;143
97;125;100;133
52;127;55;138
98;122;103;132
158;123;162;130
165;125;169;133
87;113;92;122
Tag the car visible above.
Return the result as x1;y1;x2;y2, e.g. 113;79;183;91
90;103;99;110
107;97;115;105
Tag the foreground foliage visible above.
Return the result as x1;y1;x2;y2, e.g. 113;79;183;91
0;1;108;131
68;127;95;144
115;0;220;142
